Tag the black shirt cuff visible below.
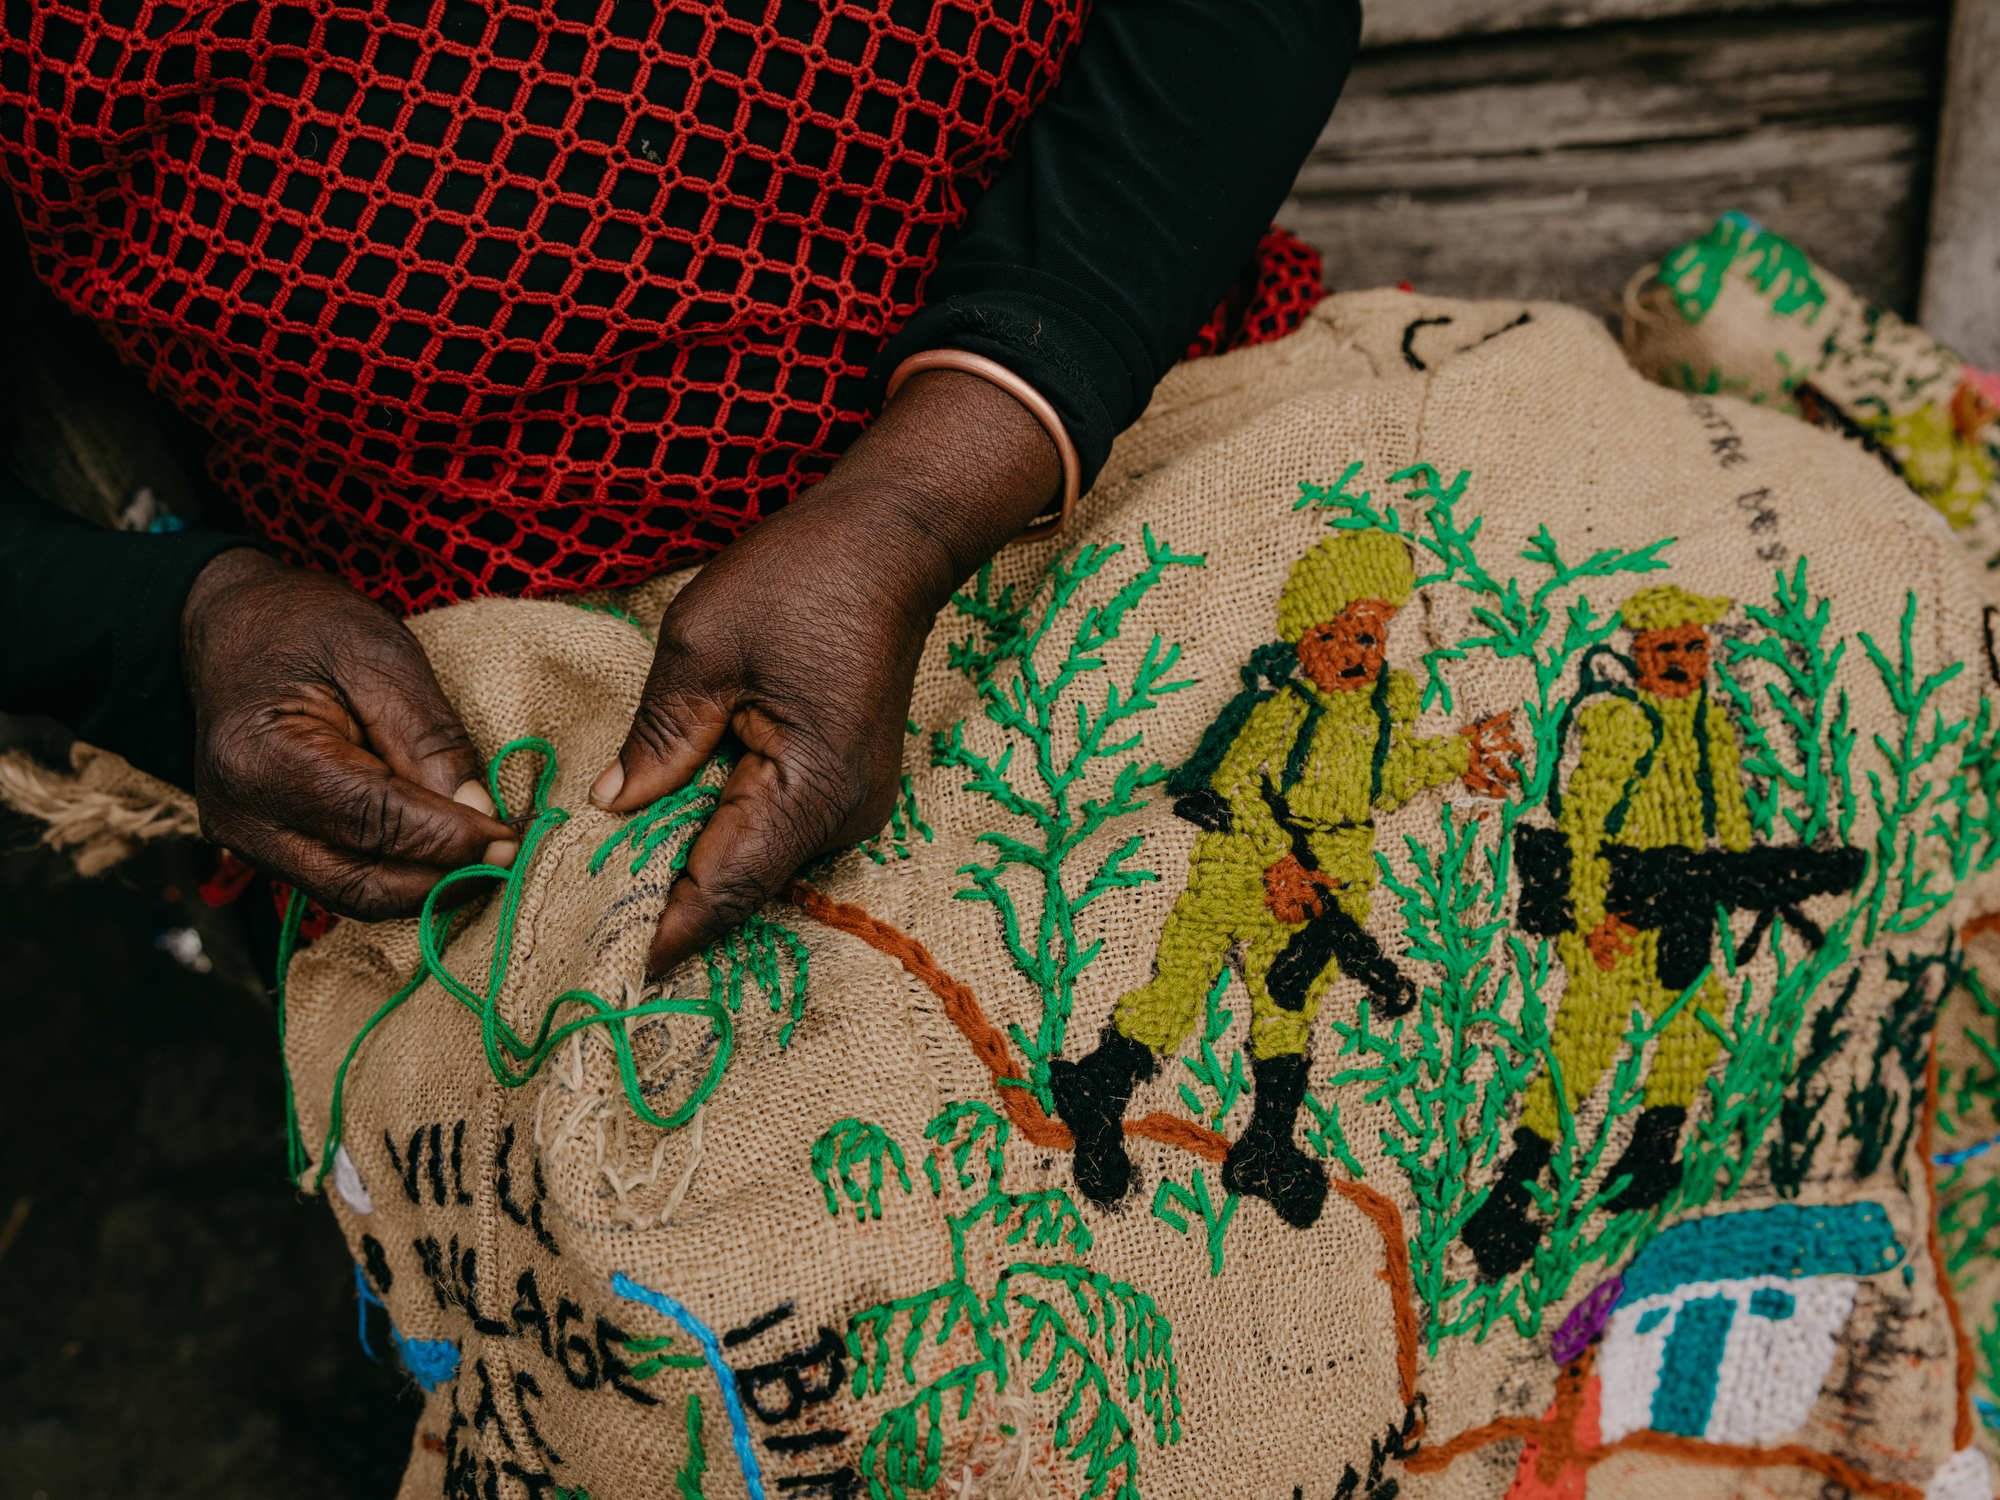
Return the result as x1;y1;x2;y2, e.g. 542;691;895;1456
0;499;260;790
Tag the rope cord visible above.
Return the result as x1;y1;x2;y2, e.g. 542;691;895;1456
279;737;746;1189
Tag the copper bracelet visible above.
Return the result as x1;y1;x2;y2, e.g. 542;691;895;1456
883;348;1082;539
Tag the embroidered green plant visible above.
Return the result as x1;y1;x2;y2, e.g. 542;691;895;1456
1843;590;2000;946
677;1392;706;1500
1712;558;1856;846
1323;805;1685;1348
811;1102;1182;1500
1842;947;1943;1180
1151;1167;1238;1279
1146;973;1244;1277
932;528;1203;1109
1673;909;1855;1209
862;723;935;866
1769;1004;1848;1196
1175;970;1245;1129
1658;212;1826;326
605;777;817;1051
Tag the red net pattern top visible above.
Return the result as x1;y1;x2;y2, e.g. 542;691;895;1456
1;2;1323;613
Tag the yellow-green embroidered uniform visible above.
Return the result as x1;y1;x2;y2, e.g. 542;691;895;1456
1519;654;1752;1144
1115;668;1468;1060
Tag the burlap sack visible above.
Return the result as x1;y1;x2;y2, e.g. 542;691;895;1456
1941;925;2000;1469
1622;211;2000;568
258;291;2000;1500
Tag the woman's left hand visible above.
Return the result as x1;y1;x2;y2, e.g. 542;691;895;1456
594;369;1061;976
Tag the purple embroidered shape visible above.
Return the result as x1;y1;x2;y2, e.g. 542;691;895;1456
1553;1275;1624;1365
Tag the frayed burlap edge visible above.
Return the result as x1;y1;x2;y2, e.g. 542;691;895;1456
0;741;198;875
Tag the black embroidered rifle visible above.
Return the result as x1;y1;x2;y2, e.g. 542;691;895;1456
1258;777;1417;1017
1515;825;1864;991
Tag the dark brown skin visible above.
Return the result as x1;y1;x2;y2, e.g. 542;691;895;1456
181;550;519;919
180;369;1057;963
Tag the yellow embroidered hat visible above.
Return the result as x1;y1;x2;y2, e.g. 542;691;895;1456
1276;529;1415;642
1621;583;1733;632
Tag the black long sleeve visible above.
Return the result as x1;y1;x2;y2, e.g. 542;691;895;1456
0;499;251;789
879;0;1361;488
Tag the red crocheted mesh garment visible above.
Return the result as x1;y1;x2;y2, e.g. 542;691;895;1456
2;3;1323;613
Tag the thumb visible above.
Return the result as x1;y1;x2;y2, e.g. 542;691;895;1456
595;630;733;813
343;632;501;821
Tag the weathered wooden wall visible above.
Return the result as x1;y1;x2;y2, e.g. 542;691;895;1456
1286;3;1950;318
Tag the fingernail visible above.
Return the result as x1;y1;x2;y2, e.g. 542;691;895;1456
454;780;498;817
591;762;625;809
483;839;519;867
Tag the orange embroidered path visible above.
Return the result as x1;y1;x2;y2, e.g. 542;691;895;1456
786;879;1421;1409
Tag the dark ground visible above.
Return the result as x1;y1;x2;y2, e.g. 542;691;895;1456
1;819;415;1499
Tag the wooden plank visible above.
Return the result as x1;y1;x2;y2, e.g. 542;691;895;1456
1920;0;2000;367
1287;7;1948;314
1363;0;1873;48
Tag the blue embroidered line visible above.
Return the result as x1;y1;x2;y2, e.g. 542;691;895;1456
354;1264;461;1391
611;1272;765;1500
1934;1130;2000;1168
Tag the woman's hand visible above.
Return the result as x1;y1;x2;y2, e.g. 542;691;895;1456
181;550;517;919
595;369;1062;976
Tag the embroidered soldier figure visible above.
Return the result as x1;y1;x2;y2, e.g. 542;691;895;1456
1466;585;1753;1279
1052;529;1518;1228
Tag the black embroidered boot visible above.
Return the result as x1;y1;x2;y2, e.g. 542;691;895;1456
1221;1052;1328;1229
1461;1126;1552;1280
1050;1029;1156;1207
1602;1105;1687;1212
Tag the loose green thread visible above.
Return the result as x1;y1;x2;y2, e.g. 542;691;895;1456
810;1101;1181;1500
1150;1167;1238;1278
932;527;1203;1111
291;739;794;1189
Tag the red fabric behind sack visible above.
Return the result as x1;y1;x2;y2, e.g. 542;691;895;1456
1;2;1322;613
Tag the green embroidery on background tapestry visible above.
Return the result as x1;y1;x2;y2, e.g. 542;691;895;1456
932;527;1204;1110
1658;211;1826;326
1769;1003;1847;1196
1933;943;2000;1422
1299;462;2000;1351
1843;947;1943;1181
1710;559;1856;847
810;1102;1182;1500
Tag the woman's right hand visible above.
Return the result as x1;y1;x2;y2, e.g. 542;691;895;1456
180;549;517;920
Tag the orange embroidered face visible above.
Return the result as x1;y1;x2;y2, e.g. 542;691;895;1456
1297;597;1396;693
1632;624;1711;698
1950;377;1999;446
